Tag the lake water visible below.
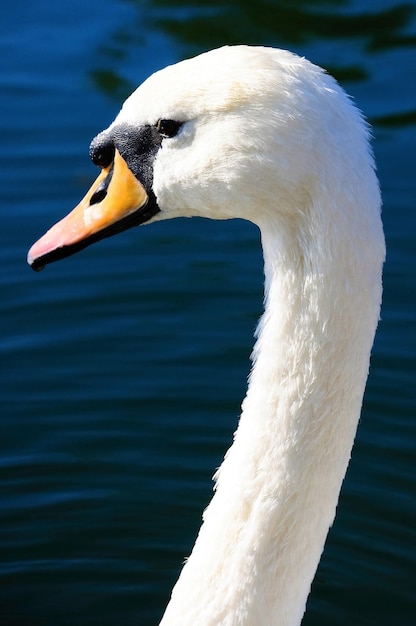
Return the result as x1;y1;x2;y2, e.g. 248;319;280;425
1;1;415;624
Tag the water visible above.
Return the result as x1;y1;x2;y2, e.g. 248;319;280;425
1;1;415;624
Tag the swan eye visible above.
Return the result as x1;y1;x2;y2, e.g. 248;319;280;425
156;119;183;138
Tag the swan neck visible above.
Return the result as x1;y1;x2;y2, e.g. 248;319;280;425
160;215;383;626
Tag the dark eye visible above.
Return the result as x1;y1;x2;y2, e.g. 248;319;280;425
156;119;183;138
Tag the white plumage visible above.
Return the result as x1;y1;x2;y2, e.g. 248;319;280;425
29;46;385;625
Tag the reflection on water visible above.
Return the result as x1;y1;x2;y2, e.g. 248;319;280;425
91;0;416;129
143;0;415;52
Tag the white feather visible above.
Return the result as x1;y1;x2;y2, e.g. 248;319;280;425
113;46;384;625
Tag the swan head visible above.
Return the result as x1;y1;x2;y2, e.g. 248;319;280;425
28;45;378;270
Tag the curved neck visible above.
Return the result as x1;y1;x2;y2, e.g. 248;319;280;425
160;214;382;626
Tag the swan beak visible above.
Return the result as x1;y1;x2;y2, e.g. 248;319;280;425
27;150;156;271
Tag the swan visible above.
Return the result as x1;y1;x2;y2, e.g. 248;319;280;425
27;46;385;626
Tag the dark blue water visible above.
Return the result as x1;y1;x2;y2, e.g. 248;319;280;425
1;1;415;624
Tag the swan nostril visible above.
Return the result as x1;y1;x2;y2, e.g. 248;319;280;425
90;181;108;205
89;166;114;205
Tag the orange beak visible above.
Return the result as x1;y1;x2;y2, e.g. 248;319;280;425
28;149;156;271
